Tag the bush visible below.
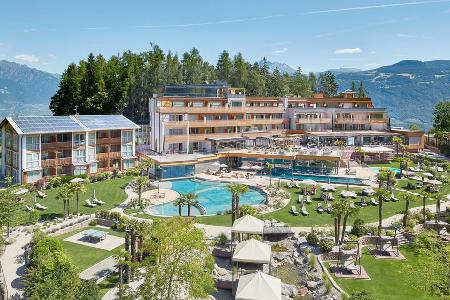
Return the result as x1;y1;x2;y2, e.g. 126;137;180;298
109;211;121;220
217;233;228;246
306;229;319;246
318;238;334;252
350;218;367;237
308;254;316;268
385;230;395;237
342;243;357;250
89;220;98;226
349;290;375;300
28;210;40;225
366;225;378;235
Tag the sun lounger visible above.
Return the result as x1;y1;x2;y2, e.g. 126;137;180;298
35;203;48;210
370;197;379;206
287;183;293;188
316;203;324;214
85;199;96;207
306;195;312;203
349;201;356;209
326;203;333;213
390;194;399;202
25;205;34;211
298;195;304;203
295;182;301;189
360;197;367;207
37;190;47;198
290;206;299;216
301;205;309;216
328;192;335;201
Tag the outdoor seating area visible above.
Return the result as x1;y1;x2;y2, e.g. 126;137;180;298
63;228;125;251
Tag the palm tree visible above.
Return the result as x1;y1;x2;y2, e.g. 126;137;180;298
173;198;186;216
399;191;418;227
354;147;364;165
374;189;390;237
340;200;359;243
331;198;346;245
421;192;429;223
398;157;412;179
377;168;395;192
113;249;131;287
266;163;274;186
137;158;154;176
392;136;403;157
70;181;86;216
56;183;74;218
226;183;249;225
180;192;198;217
133;176;150;207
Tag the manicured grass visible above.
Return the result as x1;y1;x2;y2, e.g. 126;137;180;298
331;246;439;300
368;161;401;169
19;176;131;223
55;226;124;271
98;274;119;297
195;214;232;226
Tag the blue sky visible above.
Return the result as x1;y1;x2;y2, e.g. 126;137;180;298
1;0;450;74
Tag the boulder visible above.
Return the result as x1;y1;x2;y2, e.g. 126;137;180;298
298;287;309;297
281;283;298;297
307;280;318;290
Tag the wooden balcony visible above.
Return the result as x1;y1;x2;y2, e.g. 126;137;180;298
96;137;121;144
96;153;109;161
164;119;252;128
250;118;286;125
110;152;121;159
164;130;285;143
158;106;284;114
41;142;72;150
96;152;122;161
335;118;388;124
296;118;332;124
41;157;72;168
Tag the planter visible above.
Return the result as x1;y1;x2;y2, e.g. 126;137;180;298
97;218;118;227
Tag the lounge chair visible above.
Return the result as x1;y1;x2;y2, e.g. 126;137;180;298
301;205;309;216
35;203;48;210
390;194;399;202
290;206;299;216
326;203;333;214
37;190;47;198
328;192;335;201
316;203;324;214
349;201;356;209
306;195;312;203
370;197;379;206
360;197;368;207
92;191;105;205
298;195;304;203
287;182;293;189
25;205;34;211
85;199;96;207
295;182;301;189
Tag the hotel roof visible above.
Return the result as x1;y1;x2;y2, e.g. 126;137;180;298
1;115;139;134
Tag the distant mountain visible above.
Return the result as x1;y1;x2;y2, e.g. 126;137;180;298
335;60;450;129
0;60;59;119
258;60;296;75
327;68;362;75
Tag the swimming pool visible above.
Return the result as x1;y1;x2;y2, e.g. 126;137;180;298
369;167;401;174
148;179;265;216
271;168;365;185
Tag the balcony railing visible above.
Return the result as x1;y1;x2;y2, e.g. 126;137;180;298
41;142;72;150
163;118;286;128
164;130;285;143
41;157;72;168
96;137;121;144
158;106;284;114
296;118;332;124
335;118;388;124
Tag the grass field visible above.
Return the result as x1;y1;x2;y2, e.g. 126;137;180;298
331;246;439;300
55;226;125;271
18;176;131;223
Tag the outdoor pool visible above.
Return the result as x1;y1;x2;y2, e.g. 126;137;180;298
148;178;265;216
369;167;401;174
271;168;365;185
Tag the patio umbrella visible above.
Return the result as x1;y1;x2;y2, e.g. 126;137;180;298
321;184;336;192
251;165;263;171
232;239;271;264
302;179;318;185
70;177;85;183
363;188;375;195
13;188;29;196
239;165;251;170
235;272;281;300
422;172;434;178
219;164;228;168
211;162;221;167
428;179;442;185
232;215;264;235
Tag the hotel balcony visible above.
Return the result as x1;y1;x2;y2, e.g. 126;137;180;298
296;118;332;124
96;152;121;161
250;118;287;125
163;118;286;129
96;137;121;144
41;141;72;150
157;106;284;114
335;118;388;124
41;157;72;168
164;130;285;143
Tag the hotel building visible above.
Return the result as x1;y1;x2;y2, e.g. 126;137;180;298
149;83;424;155
0;115;139;184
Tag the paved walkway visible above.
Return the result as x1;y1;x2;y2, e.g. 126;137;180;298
80;256;116;283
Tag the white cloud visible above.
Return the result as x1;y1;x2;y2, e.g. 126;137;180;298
370;50;377;54
334;48;362;54
274;47;289;54
397;33;417;38
271;41;291;46
14;54;39;63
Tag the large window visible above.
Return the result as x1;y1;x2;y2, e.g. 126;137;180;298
26;170;41;183
57;133;70;143
26;152;40;169
88;132;96;145
121;130;133;143
90;163;97;174
74;166;87;175
12;133;19;151
41;134;52;144
73;149;85;163
122;159;134;170
121;144;133;157
87;147;96;161
73;133;85;147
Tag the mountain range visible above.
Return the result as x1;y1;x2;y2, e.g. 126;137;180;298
1;59;450;129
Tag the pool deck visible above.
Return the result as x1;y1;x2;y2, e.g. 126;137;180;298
141;188;180;205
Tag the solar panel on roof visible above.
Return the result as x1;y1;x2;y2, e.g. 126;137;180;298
12;116;86;134
75;115;139;130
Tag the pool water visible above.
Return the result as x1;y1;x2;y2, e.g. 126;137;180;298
148;179;265;216
369;167;401;174
271;168;364;185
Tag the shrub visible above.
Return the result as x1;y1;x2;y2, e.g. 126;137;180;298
217;233;228;246
385;230;395;237
109;211;121;220
318;238;334;252
350;218;367;237
89;220;98;226
366;225;378;235
349;290;375;300
28;210;40;225
308;254;316;268
342;243;357;250
306;229;319;246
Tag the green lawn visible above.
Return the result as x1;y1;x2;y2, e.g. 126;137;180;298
55;226;125;271
19;176;131;223
98;274;119;297
331;246;439;300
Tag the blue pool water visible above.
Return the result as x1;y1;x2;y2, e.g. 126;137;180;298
149;179;265;216
369;167;401;174
271;168;364;185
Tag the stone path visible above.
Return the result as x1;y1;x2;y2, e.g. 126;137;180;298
80;256;116;283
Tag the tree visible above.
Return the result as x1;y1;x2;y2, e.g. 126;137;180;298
433;101;450;132
392;136;403;157
113;248;132;297
25;233;81;300
49;63;81;115
351;81;356;92
173;197;186;216
354;147;364;164
56;183;74;218
267;68;289;97
78;280;101;300
340;200;359;243
232;53;248;87
358;81;367;98
139;218;215;299
238;205;257;217
399;192;418;227
266;162;274;185
308;72;317;92
246;67;267;96
398;157;412;178
409;123;419;130
180;192;198;217
331;198;346;244
226;183;249;225
374;189;390;237
133;176;150;207
69;181;86;216
0;187;21;236
215;50;233;83
317;71;338;97
289;68;312;97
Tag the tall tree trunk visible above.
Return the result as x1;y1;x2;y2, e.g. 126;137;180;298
235;195;240;220
341;213;349;244
378;197;383;237
423;196;427;222
118;265;123;285
188;204;191;217
334;217;338;245
63;200;66;218
403;199;410;227
130;230;136;280
138;236;144;261
124;231;130;283
436;199;441;223
76;191;80;216
231;194;236;225
138;185;142;206
178;205;182;216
